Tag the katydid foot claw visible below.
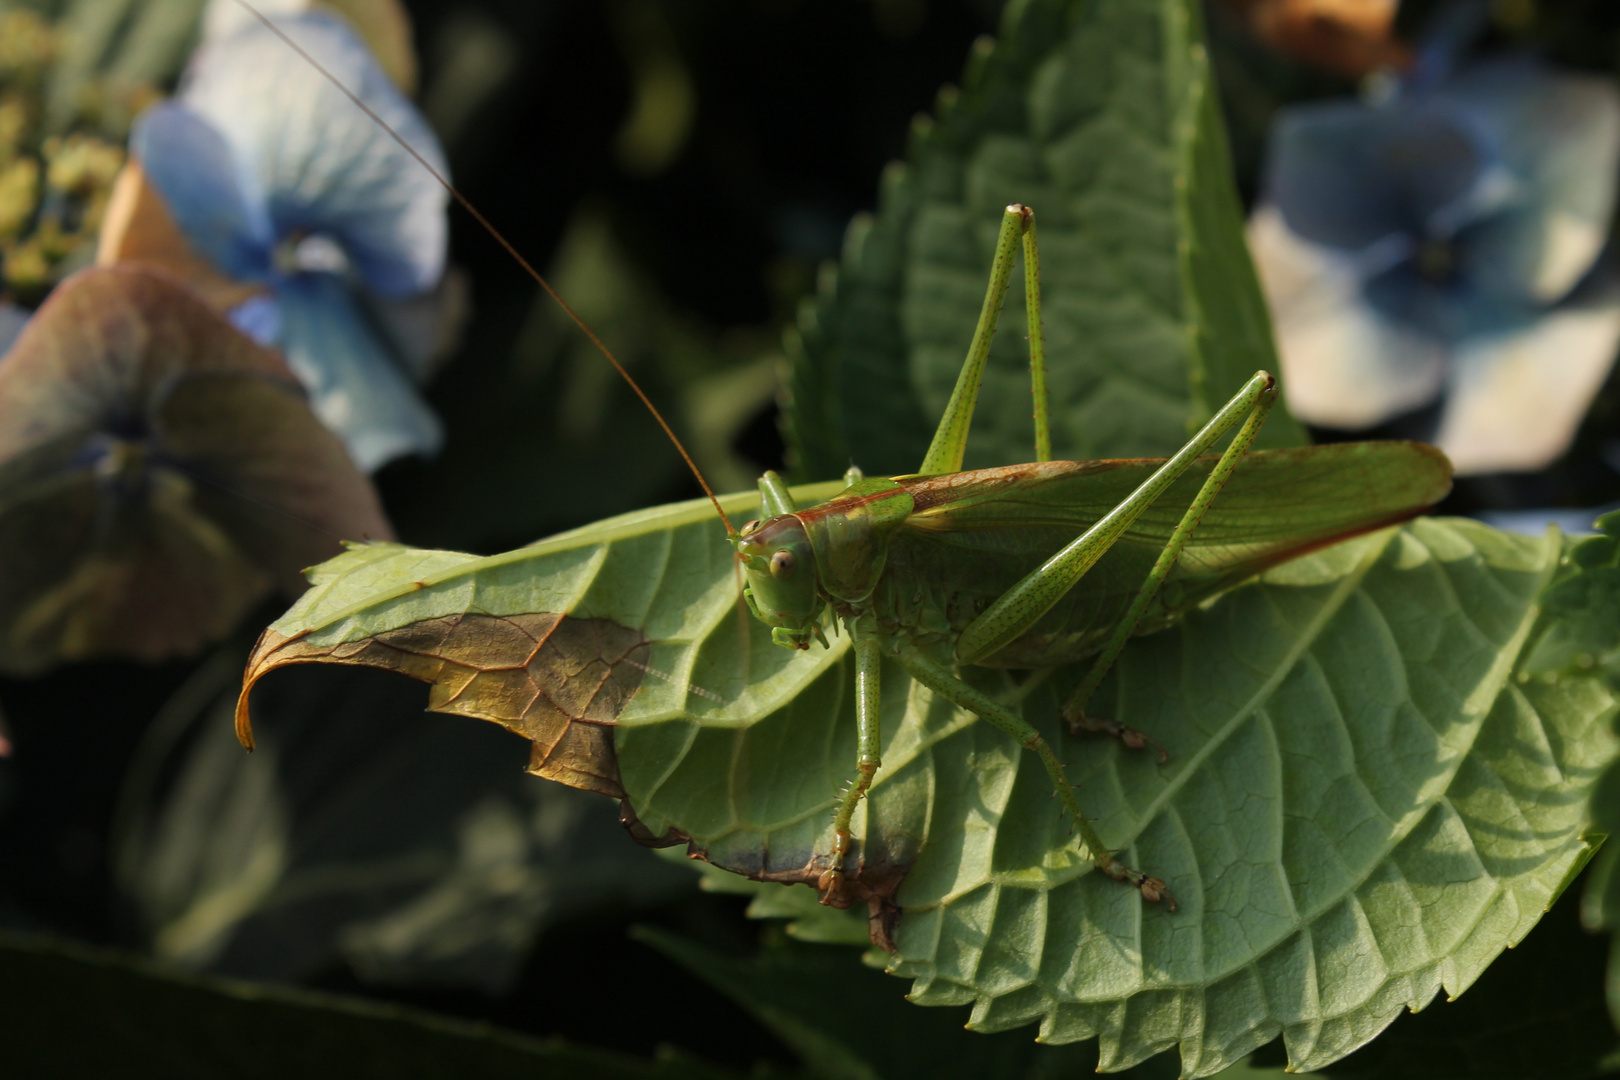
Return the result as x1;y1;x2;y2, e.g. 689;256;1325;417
1066;711;1168;764
817;826;854;904
1097;855;1177;911
1136;875;1177;911
816;866;844;904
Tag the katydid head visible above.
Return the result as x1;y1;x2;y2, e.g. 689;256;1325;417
734;515;826;650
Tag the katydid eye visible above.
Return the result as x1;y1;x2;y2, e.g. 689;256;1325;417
769;549;796;578
741;520;761;536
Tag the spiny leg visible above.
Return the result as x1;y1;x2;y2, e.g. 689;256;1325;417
1022;209;1051;464
818;624;884;903
897;648;1174;909
918;204;1034;477
1060;377;1279;733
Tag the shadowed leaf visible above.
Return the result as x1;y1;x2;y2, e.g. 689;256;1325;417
0;932;749;1079
0;264;390;673
1316;878;1613;1079
115;652;694;990
1530;510;1620;1033
637;925;1327;1080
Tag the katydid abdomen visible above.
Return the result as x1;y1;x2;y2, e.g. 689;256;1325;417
868;440;1452;668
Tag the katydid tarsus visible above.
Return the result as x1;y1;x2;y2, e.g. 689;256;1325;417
250;6;1452;912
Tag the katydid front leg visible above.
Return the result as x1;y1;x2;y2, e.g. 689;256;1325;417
818;623;883;903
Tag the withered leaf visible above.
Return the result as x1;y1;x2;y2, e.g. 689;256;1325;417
0;264;391;672
238;611;649;797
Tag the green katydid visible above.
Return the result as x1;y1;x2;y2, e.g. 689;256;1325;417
730;205;1450;910
245;9;1451;911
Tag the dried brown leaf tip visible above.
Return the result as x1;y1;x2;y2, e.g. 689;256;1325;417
237;612;649;798
0;265;391;673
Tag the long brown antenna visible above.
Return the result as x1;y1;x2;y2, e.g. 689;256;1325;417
231;0;736;538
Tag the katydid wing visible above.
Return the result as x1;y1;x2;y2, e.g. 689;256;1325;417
853;442;1452;669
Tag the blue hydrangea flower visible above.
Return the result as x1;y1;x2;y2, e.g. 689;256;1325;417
1250;56;1620;475
130;11;449;471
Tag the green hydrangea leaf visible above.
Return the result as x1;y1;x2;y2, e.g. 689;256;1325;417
1313;883;1613;1079
1529;509;1620;1033
238;493;1613;1076
787;0;1306;481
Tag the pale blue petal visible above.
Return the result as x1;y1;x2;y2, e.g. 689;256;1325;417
130;102;274;281
200;0;307;42
1361;258;1533;342
1457;202;1610;305
1439;56;1620;302
274;273;443;471
228;294;282;345
178;12;448;298
1400;0;1491;96
1435;275;1620;473
1476;507;1608;536
359;269;466;383
1263;100;1483;251
1249;207;1448;429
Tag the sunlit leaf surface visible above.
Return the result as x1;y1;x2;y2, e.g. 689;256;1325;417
0;265;389;672
1533;511;1620;1031
237;483;1613;1076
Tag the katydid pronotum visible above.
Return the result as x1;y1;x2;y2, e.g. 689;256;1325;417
247;7;1451;913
